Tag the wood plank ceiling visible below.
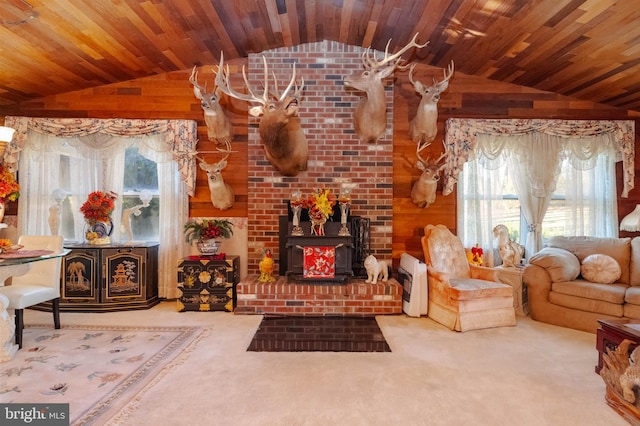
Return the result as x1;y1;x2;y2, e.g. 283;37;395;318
1;0;639;113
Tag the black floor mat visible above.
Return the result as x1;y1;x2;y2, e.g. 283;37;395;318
247;316;391;352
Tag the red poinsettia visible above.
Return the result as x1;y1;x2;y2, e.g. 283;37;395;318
80;191;117;224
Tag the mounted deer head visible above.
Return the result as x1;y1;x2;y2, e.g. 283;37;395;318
410;140;447;208
190;65;234;143
408;61;454;144
196;140;235;211
215;53;308;176
344;33;428;143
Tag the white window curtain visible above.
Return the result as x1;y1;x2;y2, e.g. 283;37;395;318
446;119;634;258
4;116;198;299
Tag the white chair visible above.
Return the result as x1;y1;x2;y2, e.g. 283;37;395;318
0;235;64;348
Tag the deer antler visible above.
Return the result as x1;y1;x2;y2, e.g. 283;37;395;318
215;52;269;106
189;66;206;99
416;139;431;165
434;61;455;91
363;33;428;71
271;66;304;102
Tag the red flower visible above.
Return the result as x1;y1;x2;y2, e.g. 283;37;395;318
80;191;117;224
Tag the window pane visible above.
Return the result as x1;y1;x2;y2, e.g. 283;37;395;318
122;147;159;242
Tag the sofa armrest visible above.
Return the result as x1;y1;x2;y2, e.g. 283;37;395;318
523;263;552;294
523;263;554;321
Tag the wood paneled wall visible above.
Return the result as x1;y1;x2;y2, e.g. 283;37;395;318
4;56;639;271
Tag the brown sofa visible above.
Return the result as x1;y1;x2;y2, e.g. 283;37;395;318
523;236;640;333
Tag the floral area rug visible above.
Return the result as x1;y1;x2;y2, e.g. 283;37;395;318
0;324;203;425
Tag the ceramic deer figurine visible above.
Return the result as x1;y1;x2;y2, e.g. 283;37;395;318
190;65;234;143
411;140;447;208
215;53;308;176
408;61;454;144
196;140;235;211
344;33;428;143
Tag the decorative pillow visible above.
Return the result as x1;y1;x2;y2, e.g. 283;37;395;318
529;247;580;282
580;254;621;284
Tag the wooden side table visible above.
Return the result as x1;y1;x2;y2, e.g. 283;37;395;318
494;265;528;316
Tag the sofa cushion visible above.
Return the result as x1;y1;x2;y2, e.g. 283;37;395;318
548;236;631;284
529;247;580;282
551;280;627;304
548;290;624;317
580;254;621;284
624;287;640;305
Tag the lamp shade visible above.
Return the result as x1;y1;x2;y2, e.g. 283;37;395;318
620;205;640;232
0;126;16;143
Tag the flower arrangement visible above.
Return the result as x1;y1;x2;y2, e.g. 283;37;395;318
184;218;234;244
0;239;21;253
303;188;336;220
0;164;20;204
80;191;117;225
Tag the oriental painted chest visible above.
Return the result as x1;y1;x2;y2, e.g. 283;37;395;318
177;255;239;312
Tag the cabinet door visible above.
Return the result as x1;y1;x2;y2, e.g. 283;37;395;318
102;247;146;302
61;249;100;303
177;258;237;312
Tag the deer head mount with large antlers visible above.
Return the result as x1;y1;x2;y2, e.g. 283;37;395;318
196;140;235;211
189;66;234;144
215;53;308;177
408;61;454;145
344;33;428;144
411;140;447;208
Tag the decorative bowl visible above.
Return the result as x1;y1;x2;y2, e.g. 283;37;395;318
197;240;220;255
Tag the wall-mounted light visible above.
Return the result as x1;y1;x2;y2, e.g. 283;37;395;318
620;205;640;232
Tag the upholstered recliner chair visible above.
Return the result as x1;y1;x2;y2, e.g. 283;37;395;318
421;224;516;332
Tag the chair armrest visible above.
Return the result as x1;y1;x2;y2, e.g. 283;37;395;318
427;268;449;283
469;264;498;281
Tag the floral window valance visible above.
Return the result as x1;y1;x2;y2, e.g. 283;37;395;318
4;116;199;195
443;118;635;198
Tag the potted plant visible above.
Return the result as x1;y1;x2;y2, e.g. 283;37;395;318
184;218;234;254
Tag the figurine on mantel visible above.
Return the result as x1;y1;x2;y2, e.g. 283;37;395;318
259;249;275;283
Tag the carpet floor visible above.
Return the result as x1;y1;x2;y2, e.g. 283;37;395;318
0;323;202;426
247;316;391;352
7;301;631;426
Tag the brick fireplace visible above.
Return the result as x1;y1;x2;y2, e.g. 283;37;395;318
237;41;401;316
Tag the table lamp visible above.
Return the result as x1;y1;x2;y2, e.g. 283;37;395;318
121;190;153;243
620;205;640;232
48;188;67;235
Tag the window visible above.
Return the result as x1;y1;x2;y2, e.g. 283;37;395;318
458;152;617;264
47;146;160;243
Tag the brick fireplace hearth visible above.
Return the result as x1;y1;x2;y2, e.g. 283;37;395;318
236;276;402;316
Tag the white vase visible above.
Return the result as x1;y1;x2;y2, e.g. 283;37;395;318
197;239;221;255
